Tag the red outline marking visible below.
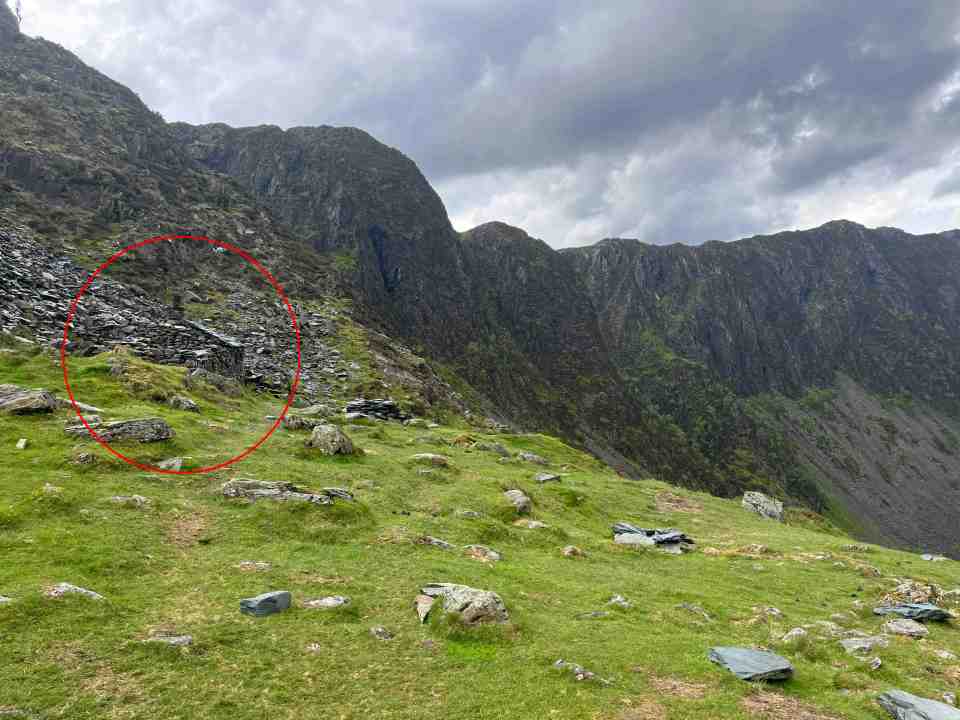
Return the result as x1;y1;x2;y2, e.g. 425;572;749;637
60;235;301;475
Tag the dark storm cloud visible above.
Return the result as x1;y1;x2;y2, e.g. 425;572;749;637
20;0;960;246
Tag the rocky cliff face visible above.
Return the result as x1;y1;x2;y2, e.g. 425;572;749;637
565;222;960;412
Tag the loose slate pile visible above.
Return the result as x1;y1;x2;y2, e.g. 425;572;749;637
0;230;244;378
221;479;354;505
344;398;408;421
612;523;695;553
708;647;794;681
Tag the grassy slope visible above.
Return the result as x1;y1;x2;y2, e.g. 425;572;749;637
1;348;959;719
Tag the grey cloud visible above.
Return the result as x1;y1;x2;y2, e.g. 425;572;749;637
20;0;960;246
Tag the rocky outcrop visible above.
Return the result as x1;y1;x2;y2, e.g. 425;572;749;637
418;583;509;624
742;492;784;522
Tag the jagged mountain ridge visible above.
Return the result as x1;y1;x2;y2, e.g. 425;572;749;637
3;15;960;554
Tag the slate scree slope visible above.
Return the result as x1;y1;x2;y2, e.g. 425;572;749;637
2;6;959;556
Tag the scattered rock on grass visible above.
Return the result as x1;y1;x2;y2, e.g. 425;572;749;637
922;554;948;562
370;626;394;640
417;536;454;550
781;627;808;643
883;619;929;638
613;524;695;553
240;590;291;616
409;453;450;467
607;595;631;609
562;545;586;558
741;491;784;521
15;438;27;450
303;595;350;609
553;659;612;685
518;451;549;466
464;545;502;563
236;561;272;572
677;602;712;622
108;495;150;508
419;583;509;624
0;596;13;605
168;395;199;412
504;489;532;514
45;583;104;601
145;631;193;647
67;417;174;443
305;424;355;455
221;479;352;505
877;689;960;720
473;441;510;457
534;472;561;484
840;636;889;655
708;647;794;681
514;518;548;529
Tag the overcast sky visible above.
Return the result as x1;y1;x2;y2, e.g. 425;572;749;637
16;0;960;247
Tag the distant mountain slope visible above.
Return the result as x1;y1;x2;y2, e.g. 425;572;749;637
564;222;960;412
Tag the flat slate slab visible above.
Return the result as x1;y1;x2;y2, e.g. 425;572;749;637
874;603;954;622
708;646;794;681
240;590;291;617
877;689;960;719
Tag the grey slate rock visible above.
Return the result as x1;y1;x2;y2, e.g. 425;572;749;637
221;478;351;505
303;595;350;609
518;451;549;466
45;583;104;601
874;603;954;622
612;524;694;549
884;619;929;638
534;472;561;483
240;590;291;616
708;646;794;681
841;636;889;654
67;417;175;443
877;689;960;719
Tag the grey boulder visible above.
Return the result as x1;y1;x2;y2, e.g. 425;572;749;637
884;619;929;638
240;590;291;616
305;424;355;455
877;689;960;720
504;489;532;514
708;646;794;681
742;491;785;522
534;472;561;484
419;583;509;624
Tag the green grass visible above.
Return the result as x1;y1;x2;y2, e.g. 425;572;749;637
1;347;958;719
